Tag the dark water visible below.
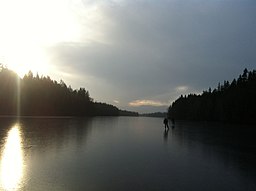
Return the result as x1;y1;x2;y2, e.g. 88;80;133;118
0;117;255;191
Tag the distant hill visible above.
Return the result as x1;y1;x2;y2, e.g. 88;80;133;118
140;112;167;118
119;109;139;116
168;68;256;123
0;65;138;117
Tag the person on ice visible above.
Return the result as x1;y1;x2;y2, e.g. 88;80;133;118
163;118;169;130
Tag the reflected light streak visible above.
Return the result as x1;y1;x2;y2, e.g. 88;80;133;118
0;125;24;190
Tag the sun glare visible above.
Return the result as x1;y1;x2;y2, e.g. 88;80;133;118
0;125;24;190
0;0;81;77
5;48;50;77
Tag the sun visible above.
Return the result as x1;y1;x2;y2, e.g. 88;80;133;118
5;47;50;77
0;0;81;78
8;63;49;78
4;49;47;78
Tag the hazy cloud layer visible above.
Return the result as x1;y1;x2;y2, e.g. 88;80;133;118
48;0;256;113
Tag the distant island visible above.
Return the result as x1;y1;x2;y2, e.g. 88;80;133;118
168;68;256;124
0;65;138;117
140;112;167;118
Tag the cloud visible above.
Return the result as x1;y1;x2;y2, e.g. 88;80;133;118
129;100;169;107
175;86;189;93
113;100;119;104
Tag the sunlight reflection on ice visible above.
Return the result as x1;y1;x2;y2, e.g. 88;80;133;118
0;124;24;190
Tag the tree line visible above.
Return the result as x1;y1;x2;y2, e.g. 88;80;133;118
0;66;138;117
140;112;167;118
168;68;256;123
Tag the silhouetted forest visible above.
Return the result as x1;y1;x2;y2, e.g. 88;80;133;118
0;66;138;117
168;69;256;123
140;112;167;118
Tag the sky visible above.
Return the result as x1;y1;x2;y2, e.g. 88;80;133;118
0;0;256;113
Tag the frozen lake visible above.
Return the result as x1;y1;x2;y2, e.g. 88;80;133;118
0;117;255;191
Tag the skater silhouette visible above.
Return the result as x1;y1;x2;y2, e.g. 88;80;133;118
163;118;169;130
